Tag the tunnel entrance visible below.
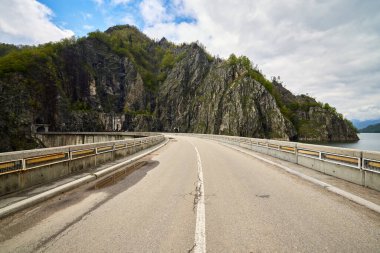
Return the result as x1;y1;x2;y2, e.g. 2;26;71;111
36;126;46;132
31;124;50;133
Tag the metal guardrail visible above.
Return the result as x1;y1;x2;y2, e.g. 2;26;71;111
25;152;70;170
0;135;164;176
280;146;295;153
71;149;96;160
363;159;380;173
0;160;23;175
192;134;378;174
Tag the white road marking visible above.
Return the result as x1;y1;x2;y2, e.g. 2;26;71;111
194;146;206;253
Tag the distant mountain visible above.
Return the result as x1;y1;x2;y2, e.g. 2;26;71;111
360;123;380;133
352;119;380;129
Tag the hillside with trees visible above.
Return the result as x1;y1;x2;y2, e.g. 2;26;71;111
0;25;358;151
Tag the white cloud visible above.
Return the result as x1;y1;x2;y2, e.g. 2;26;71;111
142;0;380;120
0;0;74;45
83;25;95;30
111;0;132;5
82;13;93;20
139;0;171;25
121;15;137;26
93;0;104;5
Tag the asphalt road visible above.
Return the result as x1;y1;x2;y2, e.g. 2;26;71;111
0;136;379;252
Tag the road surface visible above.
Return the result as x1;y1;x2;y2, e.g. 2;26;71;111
0;136;379;252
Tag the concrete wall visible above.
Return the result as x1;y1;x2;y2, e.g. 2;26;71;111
0;135;164;196
34;132;152;147
35;131;162;147
192;134;380;192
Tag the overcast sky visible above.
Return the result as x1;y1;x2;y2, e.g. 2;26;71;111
0;0;379;121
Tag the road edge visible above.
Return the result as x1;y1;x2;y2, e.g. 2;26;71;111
215;141;380;214
0;138;170;219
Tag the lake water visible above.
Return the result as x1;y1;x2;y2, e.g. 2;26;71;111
310;133;380;152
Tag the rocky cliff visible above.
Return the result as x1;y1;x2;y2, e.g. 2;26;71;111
272;81;358;142
0;25;358;152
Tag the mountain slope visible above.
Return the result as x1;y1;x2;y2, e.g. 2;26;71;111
0;25;358;152
352;119;380;129
360;123;380;133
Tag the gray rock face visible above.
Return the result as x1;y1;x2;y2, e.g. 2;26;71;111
272;82;358;142
151;45;295;139
296;107;358;142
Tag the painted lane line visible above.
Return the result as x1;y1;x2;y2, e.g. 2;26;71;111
194;146;206;253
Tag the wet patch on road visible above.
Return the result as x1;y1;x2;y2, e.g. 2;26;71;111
0;157;160;247
256;194;270;198
94;161;147;189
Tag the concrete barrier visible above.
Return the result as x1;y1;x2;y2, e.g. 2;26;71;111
0;134;165;196
190;134;380;192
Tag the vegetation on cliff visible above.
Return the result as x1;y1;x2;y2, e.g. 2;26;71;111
0;25;358;152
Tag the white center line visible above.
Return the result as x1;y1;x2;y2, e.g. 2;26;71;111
194;146;206;253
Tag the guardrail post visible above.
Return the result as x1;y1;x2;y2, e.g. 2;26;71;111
20;159;26;189
21;159;26;171
360;151;365;186
112;143;116;161
94;147;97;167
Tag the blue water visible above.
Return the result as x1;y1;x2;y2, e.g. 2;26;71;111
320;133;380;152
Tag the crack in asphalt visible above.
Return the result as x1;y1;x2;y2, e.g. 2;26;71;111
28;161;158;252
187;243;197;253
34;194;112;252
193;183;202;213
